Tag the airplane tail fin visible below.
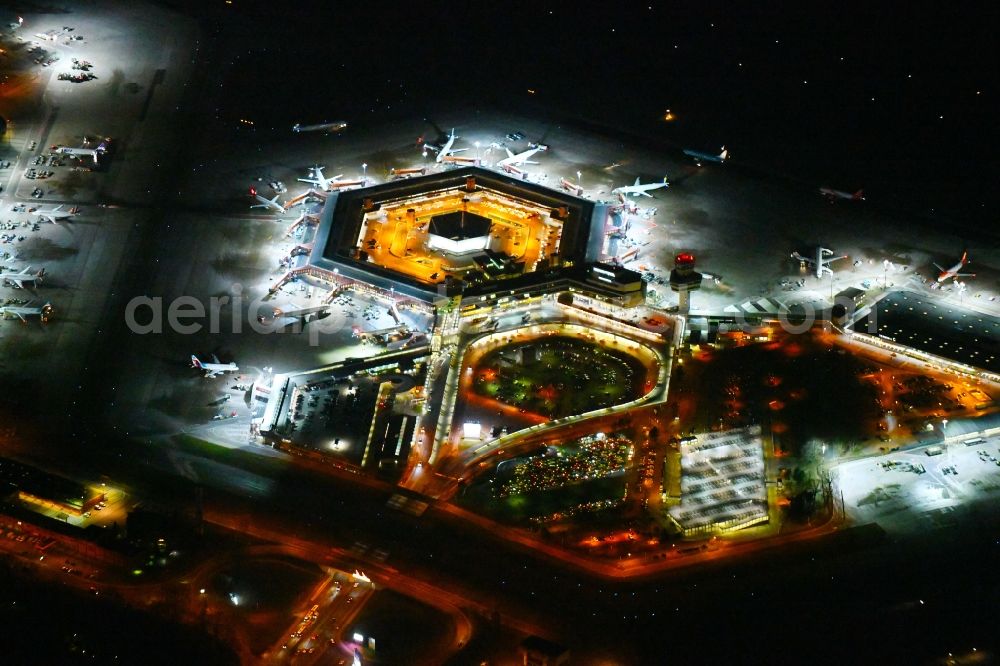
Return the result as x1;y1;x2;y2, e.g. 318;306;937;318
190;355;202;368
961;250;968;264
719;147;728;161
854;189;865;200
249;186;257;197
633;177;641;186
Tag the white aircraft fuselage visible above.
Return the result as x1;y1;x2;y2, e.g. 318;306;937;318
249;187;286;213
498;145;546;169
612;177;669;198
190;355;239;378
0;266;45;288
292;121;348;133
298;167;345;192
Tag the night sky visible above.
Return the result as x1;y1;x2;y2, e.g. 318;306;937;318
188;0;996;228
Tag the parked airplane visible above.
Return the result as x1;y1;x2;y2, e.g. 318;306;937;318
497;144;547;170
31;205;76;223
792;247;848;278
820;187;865;202
249;186;286;213
258;303;333;331
0;301;52;322
292;121;348;133
423;128;466;163
0;266;45;288
612;176;669;198
683;146;728;166
934;251;975;282
190;354;239;378
298;166;345;191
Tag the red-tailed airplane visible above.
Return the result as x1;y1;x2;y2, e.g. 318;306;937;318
934;251;975;283
819;187;865;202
190;355;239;378
249;186;286;213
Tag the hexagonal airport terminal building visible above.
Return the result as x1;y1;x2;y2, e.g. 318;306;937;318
308;166;613;301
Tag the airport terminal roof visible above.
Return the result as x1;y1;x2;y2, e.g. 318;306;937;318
853;291;1000;373
309;166;607;301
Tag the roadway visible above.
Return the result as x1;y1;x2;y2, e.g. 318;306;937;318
18;417;988;663
410;296;671;495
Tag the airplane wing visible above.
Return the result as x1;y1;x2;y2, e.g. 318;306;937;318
211;354;221;364
14;311;27;323
639;191;653;198
204;369;220;378
449;148;468;154
932;263;944;271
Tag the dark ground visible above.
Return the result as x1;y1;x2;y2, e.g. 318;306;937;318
173;0;998;235
0;555;238;665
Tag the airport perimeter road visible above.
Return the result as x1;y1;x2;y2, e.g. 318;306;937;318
45;429;997;663
201;514;481;665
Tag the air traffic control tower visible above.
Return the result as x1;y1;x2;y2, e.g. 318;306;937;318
669;252;702;314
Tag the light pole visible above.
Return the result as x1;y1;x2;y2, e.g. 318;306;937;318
362;162;367;182
475;141;480;163
576;170;582;186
